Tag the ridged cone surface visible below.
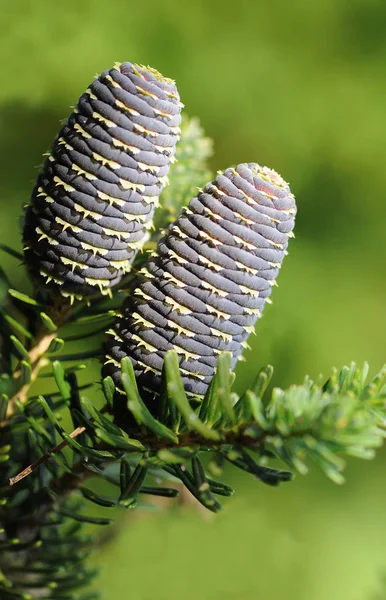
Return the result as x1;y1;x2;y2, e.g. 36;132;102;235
104;162;296;397
23;62;182;300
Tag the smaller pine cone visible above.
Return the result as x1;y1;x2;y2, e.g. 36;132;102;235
104;163;296;398
23;62;182;301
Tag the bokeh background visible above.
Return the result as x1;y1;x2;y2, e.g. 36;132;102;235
1;0;386;598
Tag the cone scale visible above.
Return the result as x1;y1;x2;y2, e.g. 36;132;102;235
104;162;296;397
23;62;182;301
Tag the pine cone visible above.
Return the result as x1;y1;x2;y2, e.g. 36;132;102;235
23;62;182;301
104;163;296;398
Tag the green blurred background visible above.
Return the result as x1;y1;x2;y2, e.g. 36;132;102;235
1;0;386;598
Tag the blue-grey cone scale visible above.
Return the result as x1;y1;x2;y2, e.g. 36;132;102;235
104;163;296;397
23;62;182;302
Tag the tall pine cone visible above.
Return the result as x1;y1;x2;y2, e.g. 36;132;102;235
104;163;296;398
23;62;182;301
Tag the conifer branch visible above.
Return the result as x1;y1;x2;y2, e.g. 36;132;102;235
0;58;383;600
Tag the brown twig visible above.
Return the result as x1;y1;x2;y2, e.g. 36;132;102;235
9;405;111;486
3;301;72;422
2;331;56;424
9;426;86;486
8;419;262;487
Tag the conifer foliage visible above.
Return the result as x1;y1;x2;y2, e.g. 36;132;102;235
0;61;385;599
